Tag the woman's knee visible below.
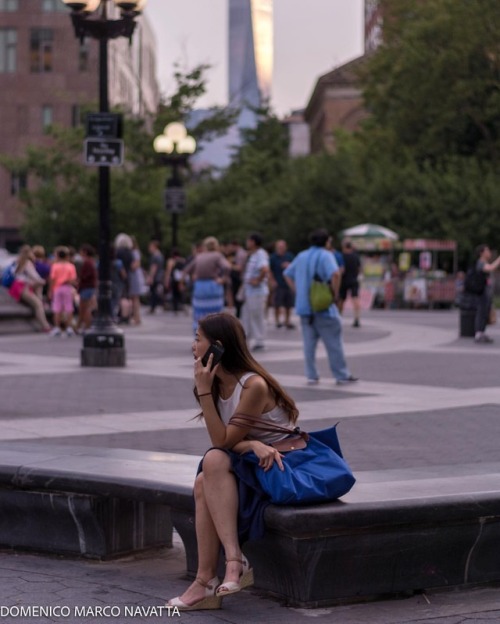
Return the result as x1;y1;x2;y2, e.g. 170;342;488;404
193;473;205;501
202;449;230;476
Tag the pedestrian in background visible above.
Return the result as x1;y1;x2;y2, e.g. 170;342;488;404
242;233;269;352
164;248;186;315
7;245;51;332
110;245;127;323
32;244;51;303
48;246;77;337
114;233;134;323
338;238;362;328
227;239;247;318
284;228;358;385
269;239;295;329
183;236;230;333
467;244;500;343
128;236;146;325
76;243;97;333
146;240;165;314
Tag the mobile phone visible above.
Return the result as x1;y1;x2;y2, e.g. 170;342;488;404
201;343;225;370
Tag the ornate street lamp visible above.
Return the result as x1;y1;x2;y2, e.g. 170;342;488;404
153;122;196;249
62;0;147;367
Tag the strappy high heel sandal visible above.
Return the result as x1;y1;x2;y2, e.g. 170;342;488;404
167;576;222;611
216;555;254;596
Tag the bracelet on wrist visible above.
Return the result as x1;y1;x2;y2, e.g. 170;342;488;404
198;392;212;398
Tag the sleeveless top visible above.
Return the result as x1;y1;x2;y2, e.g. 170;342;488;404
217;372;294;444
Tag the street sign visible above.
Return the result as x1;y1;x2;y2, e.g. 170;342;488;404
84;138;124;167
164;187;186;214
86;113;123;139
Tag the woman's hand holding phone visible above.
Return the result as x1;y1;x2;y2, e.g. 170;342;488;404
195;343;224;395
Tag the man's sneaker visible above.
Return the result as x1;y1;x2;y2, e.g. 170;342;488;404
49;327;61;338
307;378;320;386
475;334;494;344
337;375;359;385
65;327;75;337
353;319;360;328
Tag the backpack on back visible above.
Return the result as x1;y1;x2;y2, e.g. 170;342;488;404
1;262;16;288
464;266;487;295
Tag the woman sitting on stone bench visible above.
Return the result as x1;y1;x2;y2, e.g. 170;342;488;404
167;312;300;611
7;245;51;333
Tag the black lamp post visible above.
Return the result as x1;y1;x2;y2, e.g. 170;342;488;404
153;122;196;250
63;0;146;367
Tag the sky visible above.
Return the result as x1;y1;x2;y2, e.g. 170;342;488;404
144;0;365;117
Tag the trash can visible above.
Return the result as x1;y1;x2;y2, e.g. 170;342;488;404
459;308;476;337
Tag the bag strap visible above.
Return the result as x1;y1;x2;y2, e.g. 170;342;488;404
308;248;323;282
229;413;309;441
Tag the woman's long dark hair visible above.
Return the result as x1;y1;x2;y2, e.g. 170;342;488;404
195;312;299;424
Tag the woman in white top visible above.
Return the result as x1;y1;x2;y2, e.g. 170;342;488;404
168;312;299;611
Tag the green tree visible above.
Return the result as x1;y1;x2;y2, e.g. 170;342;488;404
362;0;500;163
321;0;500;261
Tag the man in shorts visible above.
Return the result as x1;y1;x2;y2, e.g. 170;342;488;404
338;238;362;328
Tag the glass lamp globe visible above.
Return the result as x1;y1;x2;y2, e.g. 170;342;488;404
113;0;147;11
177;136;196;154
153;135;174;154
164;122;187;143
62;0;100;11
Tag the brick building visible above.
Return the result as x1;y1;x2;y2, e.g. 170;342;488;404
304;0;384;154
304;56;369;154
0;0;159;249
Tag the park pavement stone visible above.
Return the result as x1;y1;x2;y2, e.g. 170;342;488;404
0;307;500;622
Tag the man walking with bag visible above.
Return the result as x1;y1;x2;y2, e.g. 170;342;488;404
284;228;358;386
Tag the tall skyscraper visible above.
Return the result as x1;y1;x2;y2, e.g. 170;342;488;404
229;0;273;127
190;0;273;170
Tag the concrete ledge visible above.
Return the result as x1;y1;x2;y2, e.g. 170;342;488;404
251;468;500;606
0;442;499;606
0;288;40;334
0;490;172;558
0;443;198;559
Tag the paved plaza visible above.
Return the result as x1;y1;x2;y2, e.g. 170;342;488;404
0;307;500;622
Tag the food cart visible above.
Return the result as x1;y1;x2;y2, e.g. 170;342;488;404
340;226;458;309
340;223;398;308
388;239;458;308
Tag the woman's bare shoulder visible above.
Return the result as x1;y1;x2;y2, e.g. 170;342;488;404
241;374;268;394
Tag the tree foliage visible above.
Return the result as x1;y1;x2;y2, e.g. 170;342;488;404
362;0;500;163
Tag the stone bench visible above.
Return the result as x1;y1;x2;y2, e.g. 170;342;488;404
247;463;500;606
0;442;198;559
0;288;40;334
0;442;499;607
